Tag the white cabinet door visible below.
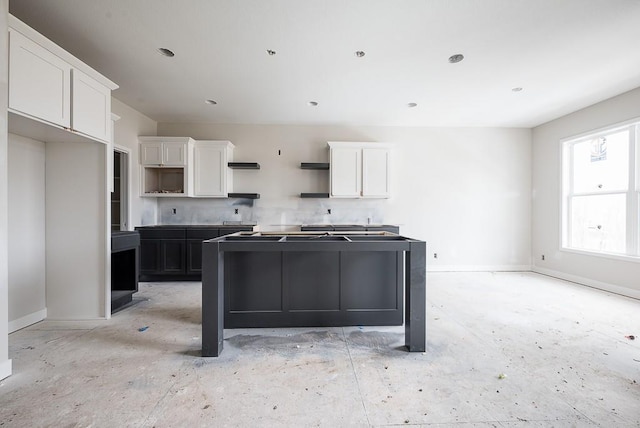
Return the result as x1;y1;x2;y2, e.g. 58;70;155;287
140;141;187;166
71;69;111;142
193;142;228;197
140;142;163;165
330;147;362;197
9;28;71;128
162;142;188;166
362;148;390;198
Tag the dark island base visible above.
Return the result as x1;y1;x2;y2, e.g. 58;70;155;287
202;233;426;357
224;251;404;328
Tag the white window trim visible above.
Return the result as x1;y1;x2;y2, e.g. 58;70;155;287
559;117;640;260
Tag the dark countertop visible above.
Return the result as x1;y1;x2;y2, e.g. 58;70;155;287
301;224;398;227
135;224;256;229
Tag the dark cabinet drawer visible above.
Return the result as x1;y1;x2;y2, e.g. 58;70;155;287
137;228;185;239
186;228;221;240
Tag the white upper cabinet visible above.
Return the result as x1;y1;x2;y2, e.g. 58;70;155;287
193;141;235;197
330;146;362;197
71;69;112;143
9;28;71;129
139;138;189;166
139;138;236;198
139;137;194;197
362;147;391;198
7;15;118;144
329;142;391;199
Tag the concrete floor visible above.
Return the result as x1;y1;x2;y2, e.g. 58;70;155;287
1;272;639;427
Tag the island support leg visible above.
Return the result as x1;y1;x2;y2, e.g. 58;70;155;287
202;240;224;357
405;241;426;352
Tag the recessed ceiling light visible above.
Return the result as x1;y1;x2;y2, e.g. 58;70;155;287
512;87;523;92
308;101;318;107
355;51;366;58
448;53;464;63
407;102;418;108
158;48;175;57
205;99;217;105
266;49;276;56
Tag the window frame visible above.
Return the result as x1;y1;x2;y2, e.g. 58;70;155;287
560;118;640;261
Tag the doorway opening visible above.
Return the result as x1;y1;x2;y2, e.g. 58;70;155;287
111;149;129;231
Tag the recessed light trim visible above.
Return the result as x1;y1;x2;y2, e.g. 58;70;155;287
355;51;366;58
158;47;175;57
205;99;218;105
308;101;318;107
448;53;464;63
407;102;418;108
266;49;276;56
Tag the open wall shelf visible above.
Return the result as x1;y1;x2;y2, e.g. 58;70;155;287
228;162;260;169
300;193;330;198
228;193;260;199
300;162;329;170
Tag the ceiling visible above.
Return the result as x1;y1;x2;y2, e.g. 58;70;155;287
9;0;640;128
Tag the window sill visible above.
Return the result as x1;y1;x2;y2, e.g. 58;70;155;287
560;247;640;263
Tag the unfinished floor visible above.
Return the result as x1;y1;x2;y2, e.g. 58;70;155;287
1;272;639;427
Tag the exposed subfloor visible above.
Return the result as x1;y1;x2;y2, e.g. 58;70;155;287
1;272;639;427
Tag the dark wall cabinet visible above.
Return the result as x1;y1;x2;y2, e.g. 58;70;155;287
136;225;254;281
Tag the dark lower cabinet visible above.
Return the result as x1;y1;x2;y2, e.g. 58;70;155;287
139;239;161;273
137;225;254;281
111;231;140;313
301;224;400;234
162;240;186;273
138;228;186;279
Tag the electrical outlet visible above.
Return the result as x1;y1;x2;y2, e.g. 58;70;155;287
234;208;239;215
433;253;438;259
327;209;331;215
541;254;545;261
172;208;177;215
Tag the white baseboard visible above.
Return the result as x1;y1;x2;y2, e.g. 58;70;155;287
532;267;640;300
0;358;12;381
427;265;531;272
8;308;47;333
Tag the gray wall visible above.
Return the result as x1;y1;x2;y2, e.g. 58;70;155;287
157;123;533;271
8;134;45;330
532;87;640;297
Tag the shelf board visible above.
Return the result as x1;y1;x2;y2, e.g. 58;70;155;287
228;193;260;199
228;162;260;169
300;162;329;170
300;193;330;198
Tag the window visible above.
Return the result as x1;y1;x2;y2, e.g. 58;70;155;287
562;120;639;258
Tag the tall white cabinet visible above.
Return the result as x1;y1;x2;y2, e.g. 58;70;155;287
329;142;391;198
6;14;118;324
193;141;234;197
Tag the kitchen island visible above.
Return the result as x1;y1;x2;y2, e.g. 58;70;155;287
201;231;426;357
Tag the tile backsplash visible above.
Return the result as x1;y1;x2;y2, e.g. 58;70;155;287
156;197;389;231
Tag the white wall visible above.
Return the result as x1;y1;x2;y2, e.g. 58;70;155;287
111;98;157;227
45;141;108;319
157;123;532;270
0;0;12;380
532;87;640;298
8;134;45;331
